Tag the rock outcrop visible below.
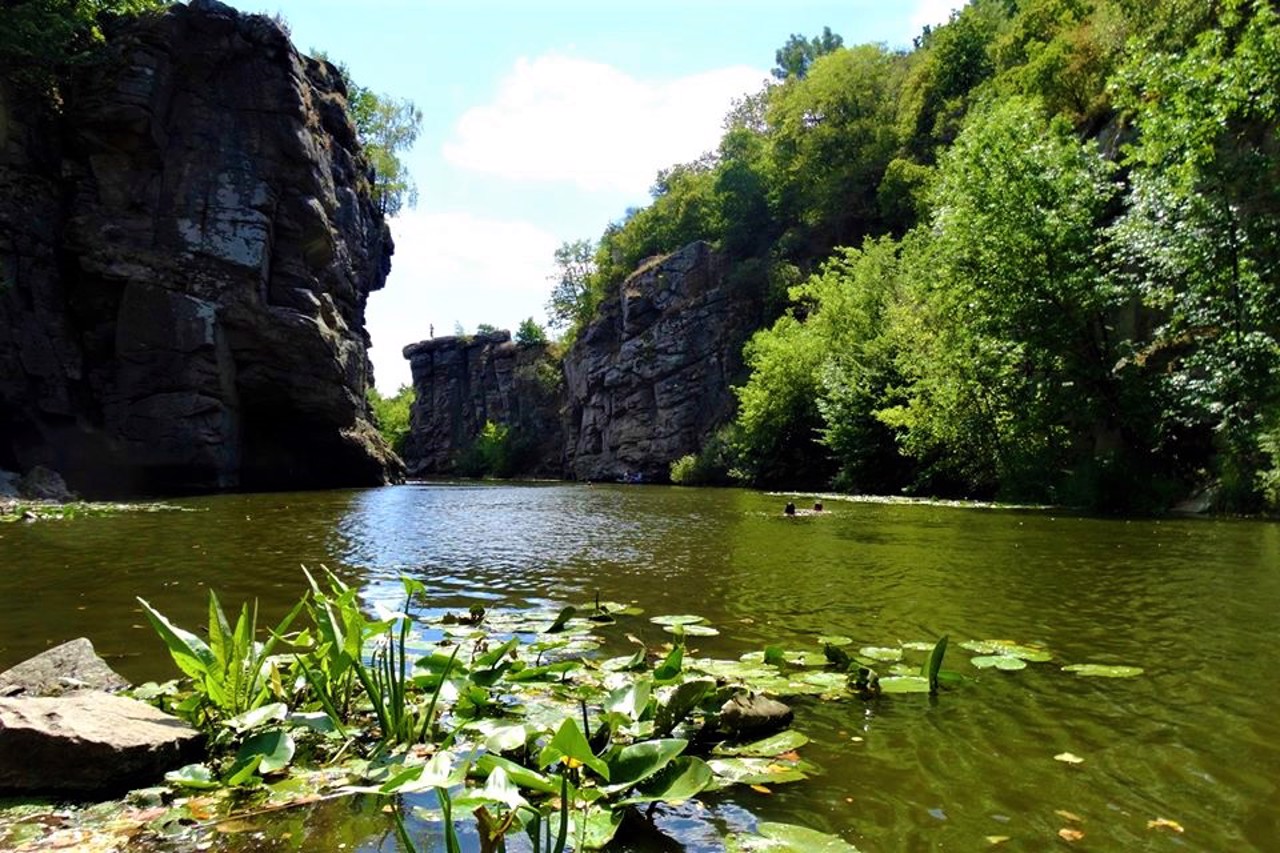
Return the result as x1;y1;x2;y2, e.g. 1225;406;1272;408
562;241;757;481
399;242;758;481
402;330;562;476
0;638;203;796
0;0;399;496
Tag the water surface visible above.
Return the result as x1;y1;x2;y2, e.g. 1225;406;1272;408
2;483;1277;850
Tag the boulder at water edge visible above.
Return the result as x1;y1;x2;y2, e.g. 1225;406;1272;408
0;692;205;795
0;638;203;796
0;637;129;697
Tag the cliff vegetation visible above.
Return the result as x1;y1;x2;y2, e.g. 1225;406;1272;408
549;0;1280;513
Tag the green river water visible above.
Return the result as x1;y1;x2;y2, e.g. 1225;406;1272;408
2;482;1279;851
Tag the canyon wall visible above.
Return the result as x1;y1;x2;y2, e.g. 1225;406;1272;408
401;242;759;482
0;0;399;495
402;331;562;477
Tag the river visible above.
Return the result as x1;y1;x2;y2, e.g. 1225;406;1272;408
1;482;1277;850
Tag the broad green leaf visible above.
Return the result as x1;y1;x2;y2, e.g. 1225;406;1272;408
164;763;219;789
224;753;263;786
818;635;853;647
453;765;528;811
507;660;581;682
570;804;623;850
858;646;902;662
538;718;610;780
484;723;534;753
925;635;949;692
653;644;684;681
619;756;713;805
714;730;810;757
649;614;707;626
137;597;216;680
237;729;295;774
734;822;862;852
1062;664;1144;678
603;738;687;792
878;676;932;693
223;702;287;733
604;677;652;721
970;655;1026;671
706;756;812;787
546;605;577;633
664;623;719;637
476;754;559;795
655;679;713;736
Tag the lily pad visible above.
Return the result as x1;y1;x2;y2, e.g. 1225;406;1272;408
725;822;863;852
619;756;713;805
706;756;813;787
1062;663;1144;678
878;675;932;693
858;646;903;662
960;640;1052;662
664;623;720;637
817;635;854;647
713;730;810;757
970;655;1027;671
649;614;707;627
901;641;938;652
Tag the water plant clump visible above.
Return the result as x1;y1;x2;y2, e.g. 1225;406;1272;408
102;570;1143;850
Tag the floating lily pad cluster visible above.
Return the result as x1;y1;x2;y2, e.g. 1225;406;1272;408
131;571;1143;851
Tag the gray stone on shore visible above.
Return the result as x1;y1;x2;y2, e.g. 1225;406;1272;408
0;691;205;795
718;692;794;739
0;637;130;697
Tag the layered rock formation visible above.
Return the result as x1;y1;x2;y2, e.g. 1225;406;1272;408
0;0;399;496
401;242;759;482
562;241;756;481
402;330;562;476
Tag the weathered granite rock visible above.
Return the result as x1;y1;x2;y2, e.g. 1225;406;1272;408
717;692;794;739
562;242;759;481
402;331;562;476
0;0;399;496
0;638;129;698
16;465;74;502
0;692;204;795
399;242;758;480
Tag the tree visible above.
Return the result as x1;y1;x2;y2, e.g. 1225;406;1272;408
881;96;1121;499
1111;0;1280;508
2;0;169;97
476;323;498;334
515;317;548;346
323;57;422;217
545;239;599;334
772;26;844;80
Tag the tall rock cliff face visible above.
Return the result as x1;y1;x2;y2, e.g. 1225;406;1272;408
562;241;756;481
0;0;399;496
402;331;562;477
399;242;758;482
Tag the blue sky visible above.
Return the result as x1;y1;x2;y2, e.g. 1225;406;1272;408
223;0;960;391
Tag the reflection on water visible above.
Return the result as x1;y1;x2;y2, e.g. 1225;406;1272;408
2;483;1279;849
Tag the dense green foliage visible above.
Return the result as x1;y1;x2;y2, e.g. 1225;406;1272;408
320;58;422;217
557;1;1280;511
367;385;414;456
0;0;168;95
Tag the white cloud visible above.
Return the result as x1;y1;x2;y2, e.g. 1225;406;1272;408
365;209;561;393
443;54;769;194
909;0;966;36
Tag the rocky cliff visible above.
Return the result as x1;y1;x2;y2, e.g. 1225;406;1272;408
402;330;562;477
401;242;758;482
562;241;756;481
0;0;399;496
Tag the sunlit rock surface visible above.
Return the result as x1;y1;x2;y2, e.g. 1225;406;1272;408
0;0;398;496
